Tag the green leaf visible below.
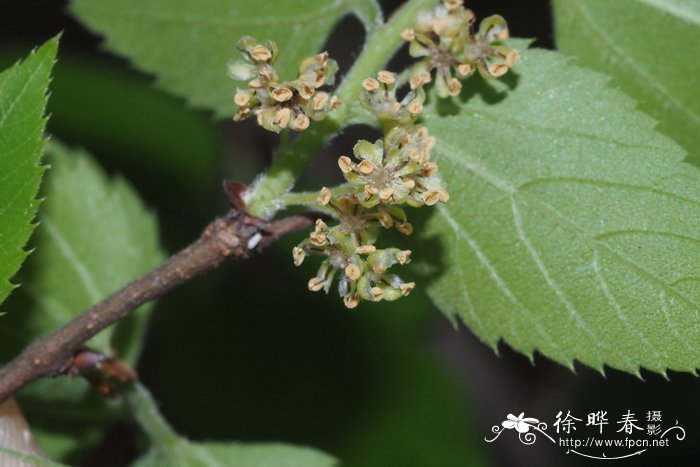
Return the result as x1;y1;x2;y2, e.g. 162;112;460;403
70;0;382;118
0;444;69;467
0;142;164;462
552;0;700;162
125;382;337;467
135;442;338;467
421;46;700;376
0;38;58;308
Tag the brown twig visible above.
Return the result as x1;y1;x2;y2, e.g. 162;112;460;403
0;212;316;402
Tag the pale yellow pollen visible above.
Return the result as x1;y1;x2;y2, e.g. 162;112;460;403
358;160;375;174
308;277;325;292
372;263;386;275
356;245;376;255
294;113;310;130
444;0;463;10
250;45;272;62
431;18;445;35
363;185;378;200
457;63;473;76
396;250;411;265
465;9;476;23
362;78;380;92
255;110;264;126
424;162;439;176
447;78;462;96
249;79;263;89
422;190;441;206
437;188;450;202
402;178;416;190
400;28;415;42
345;264;361;281
506;50;520;67
234;90;251;107
338;156;353;174
379;187;395;203
274;107;292;128
316;51;329;65
399;282;416;296
407;149;427;164
259;68;273;81
396;222;413;235
313;92;329;110
315;219;328;232
309;231;327;246
407;101;423;115
317;187;332;205
344;294;359;309
233;108;250;122
377;70;395;85
370;287;385;301
376;211;393;228
496;27;510;41
314;70;326;87
293;247;305;266
299;83;315;100
330;96;342;110
409;75;422;90
487;62;509;78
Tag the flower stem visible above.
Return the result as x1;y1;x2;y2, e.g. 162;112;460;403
122;382;181;449
245;0;434;219
281;183;354;208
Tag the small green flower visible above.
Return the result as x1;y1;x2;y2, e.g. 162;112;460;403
463;15;520;79
229;36;340;132
401;0;519;97
360;70;425;129
293;218;415;309
338;126;449;208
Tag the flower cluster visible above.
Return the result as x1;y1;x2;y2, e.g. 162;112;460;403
229;36;340;132
295;72;449;307
359;70;425;129
401;0;519;97
339;125;448;209
293;218;415;309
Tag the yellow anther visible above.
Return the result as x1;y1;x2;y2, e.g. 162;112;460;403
356;245;377;255
292;247;305;266
358;160;375;174
317;187;332;206
308;277;325;292
338;156;353;174
345;264;362;281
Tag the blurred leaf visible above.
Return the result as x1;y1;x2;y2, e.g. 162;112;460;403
44;52;221;193
125;382;337;467
0;444;68;467
0;37;57;308
7;141;163;358
135;442;338;467
552;0;700;162
422;46;700;376
0;141;163;462
70;0;382;118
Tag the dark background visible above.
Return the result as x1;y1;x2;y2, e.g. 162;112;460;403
1;1;697;466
